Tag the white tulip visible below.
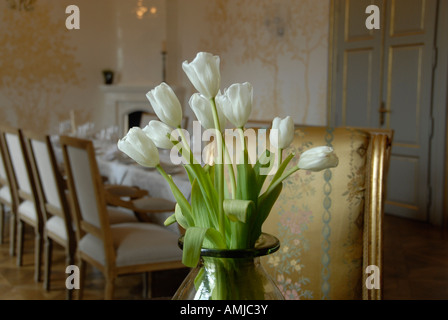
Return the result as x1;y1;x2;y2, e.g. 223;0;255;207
216;82;253;128
189;93;226;131
182;52;221;99
298;146;339;172
146;82;183;128
142;120;174;149
270;116;295;150
117;127;160;168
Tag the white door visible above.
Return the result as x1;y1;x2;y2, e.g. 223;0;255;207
330;0;438;221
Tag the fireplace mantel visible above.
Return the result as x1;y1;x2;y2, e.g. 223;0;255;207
101;84;185;135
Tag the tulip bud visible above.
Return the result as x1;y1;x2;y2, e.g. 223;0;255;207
117;127;160;168
182;52;221;99
216;82;253;128
146;82;183;128
298;146;339;172
270;116;294;150
142;120;174;149
189;93;226;131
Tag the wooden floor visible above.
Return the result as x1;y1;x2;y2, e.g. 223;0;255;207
0;213;447;300
383;214;448;299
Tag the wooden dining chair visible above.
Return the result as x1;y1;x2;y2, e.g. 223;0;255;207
59;135;184;299
21;130;78;299
0;125;44;282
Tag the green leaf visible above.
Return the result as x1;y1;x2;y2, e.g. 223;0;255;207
223;199;254;223
156;166;192;218
203;227;227;249
251;183;283;246
253;149;274;195
163;213;176;226
183;227;207;267
185;163;218;217
235;149;258;203
194;267;205;291
175;203;194;229
271;152;295;186
182;226;226;268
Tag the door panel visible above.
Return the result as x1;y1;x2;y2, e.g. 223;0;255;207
390;0;427;36
387;44;423;146
343;49;375;127
331;0;437;221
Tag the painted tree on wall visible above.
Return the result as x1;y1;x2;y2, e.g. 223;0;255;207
0;3;81;132
202;0;328;124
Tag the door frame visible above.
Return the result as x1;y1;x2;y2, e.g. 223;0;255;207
327;0;448;227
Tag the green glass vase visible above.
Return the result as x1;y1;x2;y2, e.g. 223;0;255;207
173;233;284;300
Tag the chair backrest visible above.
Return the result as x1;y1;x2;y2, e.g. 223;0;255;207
21;130;74;242
0;137;11;189
0;133;15;208
0;125;41;210
59;135;113;256
0;143;7;184
261;126;392;300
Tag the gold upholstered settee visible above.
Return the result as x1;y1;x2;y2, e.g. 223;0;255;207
261;126;392;300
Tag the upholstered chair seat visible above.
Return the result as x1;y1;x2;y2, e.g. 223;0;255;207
17;200;38;224
78;222;181;268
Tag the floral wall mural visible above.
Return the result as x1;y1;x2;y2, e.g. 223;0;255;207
0;1;83;132
198;0;330;125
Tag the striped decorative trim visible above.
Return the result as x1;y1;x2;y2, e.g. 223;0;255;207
321;127;334;299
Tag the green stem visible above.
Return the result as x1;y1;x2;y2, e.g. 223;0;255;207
277;148;283;170
156;164;191;215
209;98;225;238
176;125;197;165
223;143;237;199
261;165;300;200
238;127;247;164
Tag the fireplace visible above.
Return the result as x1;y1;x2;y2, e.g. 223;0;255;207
101;84;185;135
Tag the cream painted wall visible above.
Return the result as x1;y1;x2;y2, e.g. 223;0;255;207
0;0;330;135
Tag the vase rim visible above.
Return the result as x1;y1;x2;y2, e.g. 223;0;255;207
177;233;280;259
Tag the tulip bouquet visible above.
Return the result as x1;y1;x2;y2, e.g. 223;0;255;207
118;52;338;299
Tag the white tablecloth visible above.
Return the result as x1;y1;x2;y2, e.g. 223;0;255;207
96;156;191;203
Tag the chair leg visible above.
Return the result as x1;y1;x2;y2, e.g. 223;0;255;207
16;219;24;266
105;276;115;300
77;258;86;300
9;211;16;256
43;237;53;291
33;227;43;282
142;272;152;299
0;204;4;245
